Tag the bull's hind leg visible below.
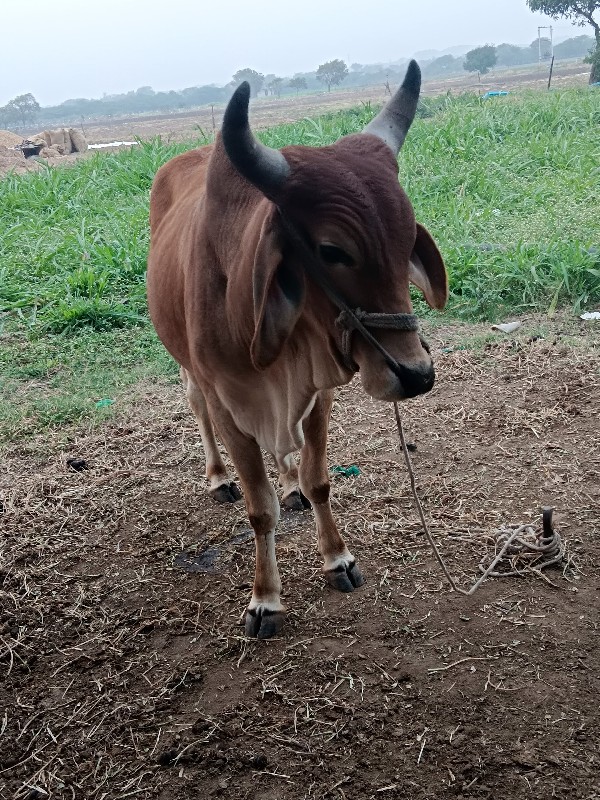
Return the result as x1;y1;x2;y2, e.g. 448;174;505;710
279;454;311;511
209;406;285;638
181;368;242;504
299;390;365;592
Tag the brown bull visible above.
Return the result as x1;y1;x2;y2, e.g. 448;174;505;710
146;61;448;638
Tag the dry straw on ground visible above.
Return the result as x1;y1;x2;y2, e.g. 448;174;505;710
1;318;599;799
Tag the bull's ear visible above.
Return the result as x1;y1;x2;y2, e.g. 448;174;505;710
250;214;305;370
409;223;448;310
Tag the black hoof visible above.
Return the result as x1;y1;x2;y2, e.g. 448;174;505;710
245;608;285;639
210;481;242;504
325;561;365;593
282;490;312;512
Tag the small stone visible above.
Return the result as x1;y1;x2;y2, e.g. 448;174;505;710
250;754;268;770
156;749;178;766
66;457;88;471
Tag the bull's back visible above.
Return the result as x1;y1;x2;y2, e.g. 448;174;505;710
147;146;213;369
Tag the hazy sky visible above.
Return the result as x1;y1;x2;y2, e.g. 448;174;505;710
2;0;580;106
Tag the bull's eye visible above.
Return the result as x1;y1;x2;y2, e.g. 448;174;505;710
319;243;355;268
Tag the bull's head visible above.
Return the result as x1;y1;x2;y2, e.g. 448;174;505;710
221;61;448;402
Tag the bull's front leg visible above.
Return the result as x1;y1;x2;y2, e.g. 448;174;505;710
299;390;365;592
209;404;285;639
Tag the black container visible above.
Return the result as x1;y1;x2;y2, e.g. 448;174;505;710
20;142;43;158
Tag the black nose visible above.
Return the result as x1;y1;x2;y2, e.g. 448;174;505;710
392;361;435;398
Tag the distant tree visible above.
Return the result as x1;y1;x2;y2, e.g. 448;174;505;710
180;85;227;106
423;54;461;77
530;36;553;59
432;54;458;70
463;45;497;75
526;1;600;82
316;59;349;92
136;86;155;96
0;105;11;128
263;74;276;96
232;68;265;97
496;42;534;67
268;77;284;98
584;41;600;79
3;93;40;127
288;76;307;95
554;34;595;58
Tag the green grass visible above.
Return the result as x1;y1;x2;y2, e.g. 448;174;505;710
1;89;599;441
0;137;196;331
261;90;600;318
0;327;178;444
404;91;600;318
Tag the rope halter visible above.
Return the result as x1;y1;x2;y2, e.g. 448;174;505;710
335;308;420;372
277;209;423;374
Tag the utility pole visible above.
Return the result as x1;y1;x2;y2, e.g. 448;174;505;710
537;25;554;62
548;55;555;89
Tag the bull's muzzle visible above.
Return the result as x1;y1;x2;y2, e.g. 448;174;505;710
358;338;436;402
390;359;436;399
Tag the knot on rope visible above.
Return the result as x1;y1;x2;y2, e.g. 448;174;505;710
335;308;368;331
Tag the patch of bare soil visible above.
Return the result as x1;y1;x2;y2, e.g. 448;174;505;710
0;146;84;178
0;145;39;177
1;318;599;799
0;131;23;148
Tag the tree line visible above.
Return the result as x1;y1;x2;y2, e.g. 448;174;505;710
426;34;593;78
0;59;352;129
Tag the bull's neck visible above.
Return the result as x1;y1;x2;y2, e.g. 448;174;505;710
205;135;268;264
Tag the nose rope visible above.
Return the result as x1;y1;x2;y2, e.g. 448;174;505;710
276;209;421;372
335;308;420;371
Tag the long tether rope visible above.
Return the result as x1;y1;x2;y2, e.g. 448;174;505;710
394;404;563;594
279;208;565;591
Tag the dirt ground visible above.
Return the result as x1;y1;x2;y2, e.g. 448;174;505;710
1;317;599;799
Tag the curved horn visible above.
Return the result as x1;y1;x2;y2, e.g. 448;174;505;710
221;81;290;198
363;60;421;156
